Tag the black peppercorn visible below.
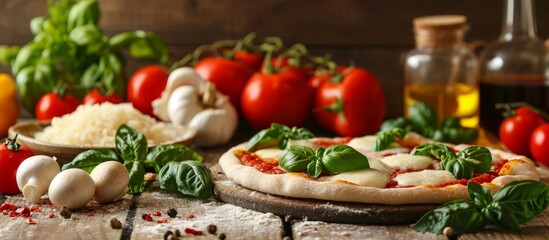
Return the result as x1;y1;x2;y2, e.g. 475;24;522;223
207;224;217;235
219;233;226;240
110;218;122;229
59;207;72;219
174;229;181;237
167;208;177;218
163;230;174;240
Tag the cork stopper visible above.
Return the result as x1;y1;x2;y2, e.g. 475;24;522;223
413;15;467;48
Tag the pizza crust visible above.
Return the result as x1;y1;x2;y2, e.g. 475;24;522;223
219;142;541;205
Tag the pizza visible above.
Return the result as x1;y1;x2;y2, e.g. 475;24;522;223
218;129;540;205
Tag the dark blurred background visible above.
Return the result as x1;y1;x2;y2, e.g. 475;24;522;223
1;0;548;118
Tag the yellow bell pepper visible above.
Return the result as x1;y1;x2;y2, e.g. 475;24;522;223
0;74;19;137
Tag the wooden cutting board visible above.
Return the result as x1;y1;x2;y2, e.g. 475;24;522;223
211;165;439;225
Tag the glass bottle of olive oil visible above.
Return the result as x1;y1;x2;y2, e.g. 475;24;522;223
404;15;479;128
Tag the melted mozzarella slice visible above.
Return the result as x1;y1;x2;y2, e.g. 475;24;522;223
368;158;393;174
349;136;409;158
394;170;456;187
255;148;283;159
381;154;434;170
330;169;390;188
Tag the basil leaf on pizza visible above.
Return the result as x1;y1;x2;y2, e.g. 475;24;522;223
373;128;406;151
412;144;492;179
457;146;492;173
279;144;369;178
321;145;369;174
411;143;454;160
246;123;315;152
278;145;316;173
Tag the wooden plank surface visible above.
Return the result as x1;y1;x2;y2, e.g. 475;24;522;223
131;183;284;240
0;195;131;240
292;210;549;240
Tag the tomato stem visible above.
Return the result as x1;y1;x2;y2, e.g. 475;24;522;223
496;102;549;121
5;134;21;152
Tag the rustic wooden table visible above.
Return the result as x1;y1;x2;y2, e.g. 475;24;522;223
1;131;549;240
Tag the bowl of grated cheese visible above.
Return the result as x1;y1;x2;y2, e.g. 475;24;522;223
9;103;196;165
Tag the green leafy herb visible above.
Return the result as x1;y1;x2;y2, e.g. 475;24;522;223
145;144;203;172
115;124;148;193
159;161;213;199
246;123;315;152
373;128;406;151
413;181;549;234
61;149;120;173
278;145;316;173
411;144;492;179
63;124;207;195
278;144;369;178
409;102;438;129
0;0;168;112
379;103;478;145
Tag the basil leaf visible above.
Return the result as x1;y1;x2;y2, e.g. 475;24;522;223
457;146;492;173
62;149;120;173
278;145;316;173
115;124;147;162
409;102;438;129
69;25;105;54
125;161;145;194
146;144;203;172
0;45;21;66
441;156;475;179
307;160;324;179
373;128;406;151
411;143;454;160
380;117;415;132
468;181;493;208
159;161;213;199
413;200;485;234
246;123;314;152
321;145;369;174
486;180;549;230
115;124;147;194
442;127;478;144
109;31;169;64
67;0;100;30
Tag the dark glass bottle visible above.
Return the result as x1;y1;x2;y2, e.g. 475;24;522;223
478;0;549;134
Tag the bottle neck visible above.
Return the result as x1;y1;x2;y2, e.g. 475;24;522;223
500;0;537;41
415;29;465;49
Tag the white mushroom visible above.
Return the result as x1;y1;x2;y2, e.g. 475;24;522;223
16;155;60;203
90;161;129;204
48;169;95;209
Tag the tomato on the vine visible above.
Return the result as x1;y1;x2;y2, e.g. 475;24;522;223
233;51;263;72
195;57;254;111
35;93;80;120
314;67;386;137
530;124;549;166
241;68;314;130
127;65;169;117
0;135;35;194
499;107;545;156
82;89;123;105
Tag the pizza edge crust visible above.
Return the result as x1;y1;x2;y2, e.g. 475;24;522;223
219;142;540;205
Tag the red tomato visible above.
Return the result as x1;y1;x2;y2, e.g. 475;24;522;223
35;93;79;120
269;57;314;79
241;68;314;130
127;65;169;117
499;107;545;156
195;57;254;111
233;51;263;71
314;67;386;137
0;135;35;194
82;89;123;105
530;124;549;166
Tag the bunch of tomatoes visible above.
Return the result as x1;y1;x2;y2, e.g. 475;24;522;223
499;104;549;166
33;34;386;137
